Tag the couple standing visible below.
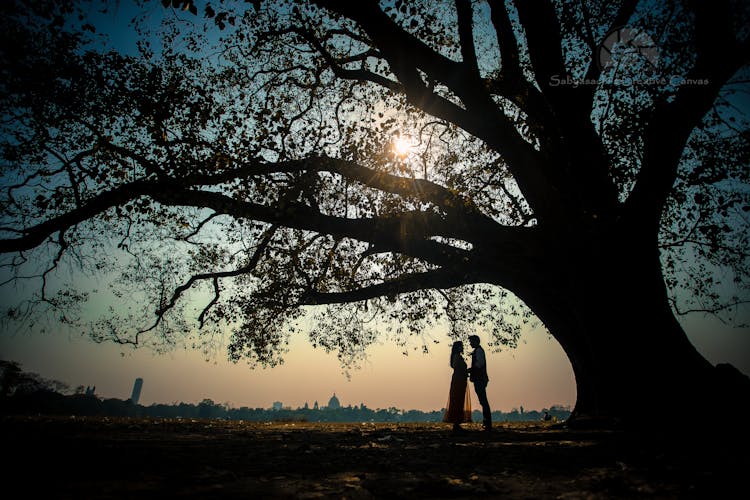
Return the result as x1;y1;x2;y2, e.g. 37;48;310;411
443;335;492;432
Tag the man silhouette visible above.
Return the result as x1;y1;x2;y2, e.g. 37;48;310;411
468;334;491;431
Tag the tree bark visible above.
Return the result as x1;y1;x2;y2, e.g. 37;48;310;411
509;219;749;428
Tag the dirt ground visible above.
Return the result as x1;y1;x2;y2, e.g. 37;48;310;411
2;415;745;499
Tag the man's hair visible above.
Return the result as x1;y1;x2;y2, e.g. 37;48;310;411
468;335;480;343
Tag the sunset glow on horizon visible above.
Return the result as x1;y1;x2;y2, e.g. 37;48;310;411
3;310;747;413
1;321;578;413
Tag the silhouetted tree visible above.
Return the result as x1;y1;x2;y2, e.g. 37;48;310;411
0;1;748;426
0;360;68;397
0;360;23;398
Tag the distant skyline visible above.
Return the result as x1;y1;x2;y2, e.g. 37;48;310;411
2;322;576;412
2;311;747;412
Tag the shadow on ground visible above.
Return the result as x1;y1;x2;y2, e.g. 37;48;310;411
2;416;745;498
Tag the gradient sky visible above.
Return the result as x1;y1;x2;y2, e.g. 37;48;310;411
1;310;747;412
1;319;576;412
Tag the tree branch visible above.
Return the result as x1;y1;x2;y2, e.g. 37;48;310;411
513;0;566;93
455;0;480;79
488;0;521;84
312;0;547;185
0;180;154;254
581;0;639;85
291;27;403;92
198;277;220;328
0;152;500;260
485;0;560;140
149;187;472;267
145;224;277;333
627;0;749;226
299;268;473;305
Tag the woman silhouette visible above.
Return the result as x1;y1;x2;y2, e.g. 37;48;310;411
442;341;472;432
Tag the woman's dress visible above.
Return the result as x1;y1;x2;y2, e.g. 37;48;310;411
442;354;472;423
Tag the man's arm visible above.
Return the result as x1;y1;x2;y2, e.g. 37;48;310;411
474;348;486;370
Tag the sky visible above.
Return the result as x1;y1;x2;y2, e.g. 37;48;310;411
1;1;749;414
0;322;574;412
1;306;748;412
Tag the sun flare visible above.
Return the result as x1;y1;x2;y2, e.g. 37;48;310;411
393;136;413;157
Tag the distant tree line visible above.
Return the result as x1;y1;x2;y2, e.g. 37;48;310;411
0;360;570;422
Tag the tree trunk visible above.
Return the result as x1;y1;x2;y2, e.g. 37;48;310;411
514;220;750;429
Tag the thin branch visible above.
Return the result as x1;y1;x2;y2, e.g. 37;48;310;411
198;277;220;328
670;297;750;320
295;27;402;91
180;212;221;243
145;225;278;333
40;230;68;304
659;237;750;259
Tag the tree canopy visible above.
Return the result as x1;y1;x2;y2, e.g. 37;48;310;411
1;0;748;377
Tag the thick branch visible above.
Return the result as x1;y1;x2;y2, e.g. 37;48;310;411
511;1;626;218
148;187;471;267
488;0;520;84
318;157;482;215
313;0;557;219
484;1;561;154
581;0;639;86
513;0;566;93
299;268;473;305
314;0;467;94
0;180;155;253
626;0;749;226
1;134;548;287
455;0;480;79
179;155;489;222
0;152;501;259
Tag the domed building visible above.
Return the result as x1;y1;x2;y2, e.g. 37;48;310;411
327;393;341;410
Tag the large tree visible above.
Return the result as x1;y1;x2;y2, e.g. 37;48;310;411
1;0;748;425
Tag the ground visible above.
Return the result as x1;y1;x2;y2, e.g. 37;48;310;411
2;415;745;498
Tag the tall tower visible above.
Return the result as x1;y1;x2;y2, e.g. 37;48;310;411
130;377;143;405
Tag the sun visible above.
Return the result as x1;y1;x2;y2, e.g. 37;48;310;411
393;135;413;157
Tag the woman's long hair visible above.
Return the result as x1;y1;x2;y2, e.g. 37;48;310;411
450;341;463;368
